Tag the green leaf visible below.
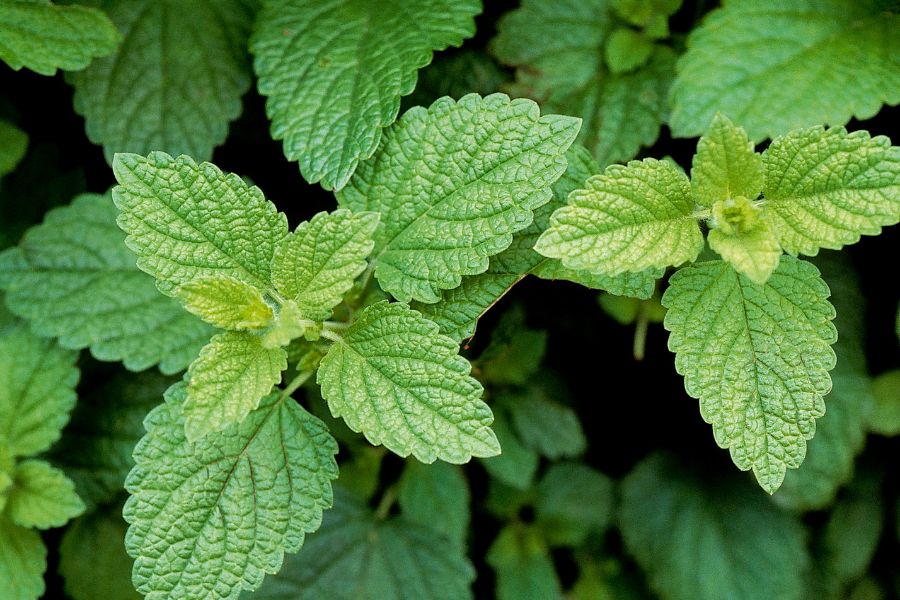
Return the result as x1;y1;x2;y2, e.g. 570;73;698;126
611;0;682;26
175;276;274;331
272;210;378;321
5;459;84;529
318;301;499;462
662;257;837;493
479;409;538;491
491;0;674;167
536;158;703;275
124;382;338;600
504;383;586;460
774;253;874;511
869;370;900;436
707;201;781;284
669;0;900;140
620;453;809;600
762;127;900;256
0;120;28;177
0;193;214;374
487;524;563;600
69;0;254;161
0;0;119;76
251;0;480;190
0;322;79;457
404;49;507;110
47;371;172;509
184;331;287;440
534;463;613;547
59;506;142;600
0;517;45;600
398;461;469;546
822;470;883;586
604;28;653;75
691;113;764;206
252;488;474;600
338;93;580;303
112;152;289;295
477;305;548;386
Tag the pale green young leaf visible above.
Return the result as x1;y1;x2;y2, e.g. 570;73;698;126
413;144;659;341
534;463;613;547
707;215;781;284
48;371;172;509
272;210;378;321
774;253;874;510
59;506;141;600
0;121;28;177
869;370;900;436
0;0;119;76
611;0;682;26
691;113;764;206
318;301;499;462
184;332;286;441
620;453;809;600
763;127;900;256
504;382;586;460
0;323;78;457
251;0;480;190
5;459;84;529
0;193;213;374
604;28;653;75
669;0;900;139
536;158;703;275
124;383;338;600
337;93;580;303
662;257;837;493
491;0;674;167
112;152;289;295
69;0;254;161
479;409;538;491
175;276;274;331
487;524;563;600
252;489;475;600
398;461;470;547
0;517;45;600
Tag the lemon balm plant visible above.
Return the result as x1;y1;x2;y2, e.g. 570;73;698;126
0;1;898;600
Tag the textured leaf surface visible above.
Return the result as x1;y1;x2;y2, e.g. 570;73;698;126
536;158;703;275
252;489;475;600
0;517;45;600
0;121;28;177
112;152;289;294
318;302;499;462
691;113;763;206
774;253;874;510
0;0;118;75
415;145;658;341
492;0;674;166
70;0;254;161
175;276;274;331
48;371;171;509
5;459;84;529
398;461;469;546
662;258;837;493
59;507;142;600
184;332;286;440
620;453;809;600
272;210;378;321
670;0;900;139
338;93;580;303
0;322;78;457
124;383;338;600
487;525;562;600
251;0;480;190
0;194;213;373
762;127;900;256
707;212;781;284
534;463;613;547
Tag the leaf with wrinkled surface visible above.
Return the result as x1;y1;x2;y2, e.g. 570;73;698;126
0;517;45;600
175;276;274;331
5;459;84;529
124;383;338;600
691;113;764;206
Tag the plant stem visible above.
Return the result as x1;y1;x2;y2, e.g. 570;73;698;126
633;301;650;361
281;370;314;399
374;484;398;521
